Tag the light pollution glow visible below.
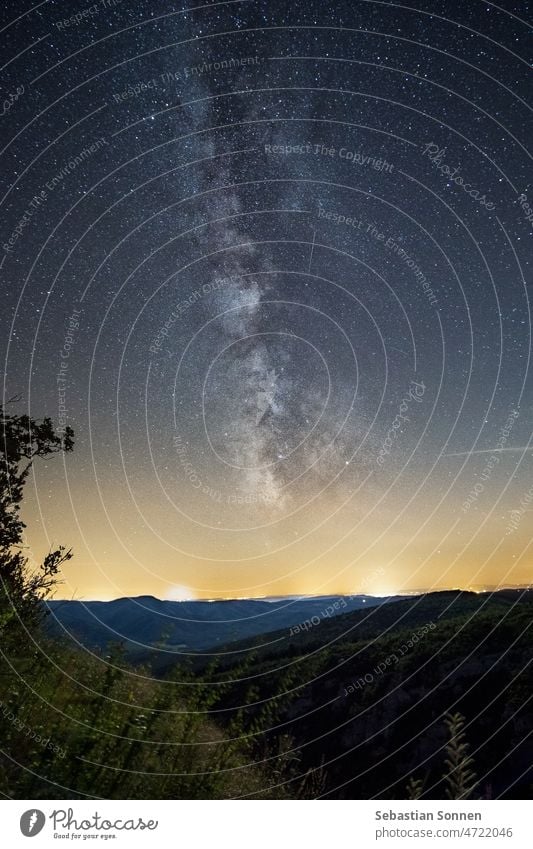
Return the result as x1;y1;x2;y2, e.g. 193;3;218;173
24;457;533;600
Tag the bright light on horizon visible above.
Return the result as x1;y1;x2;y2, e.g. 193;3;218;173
165;585;197;601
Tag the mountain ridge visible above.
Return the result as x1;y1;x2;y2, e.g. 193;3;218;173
44;593;399;653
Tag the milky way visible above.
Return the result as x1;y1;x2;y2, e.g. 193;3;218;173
1;0;532;598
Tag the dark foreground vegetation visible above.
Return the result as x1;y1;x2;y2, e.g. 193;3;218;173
206;588;533;799
1;404;532;799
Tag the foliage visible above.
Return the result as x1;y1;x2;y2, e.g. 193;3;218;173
206;595;533;799
0;401;74;634
407;712;478;800
0;641;287;799
444;711;478;800
406;776;424;799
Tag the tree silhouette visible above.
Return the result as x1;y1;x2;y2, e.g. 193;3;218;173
0;400;74;636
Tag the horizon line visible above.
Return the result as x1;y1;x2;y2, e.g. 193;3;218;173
49;585;532;603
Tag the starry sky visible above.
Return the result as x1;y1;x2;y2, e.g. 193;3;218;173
1;0;532;600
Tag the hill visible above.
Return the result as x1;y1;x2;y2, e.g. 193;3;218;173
44;594;398;655
196;589;533;799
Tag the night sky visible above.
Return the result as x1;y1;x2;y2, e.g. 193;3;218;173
1;0;532;600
